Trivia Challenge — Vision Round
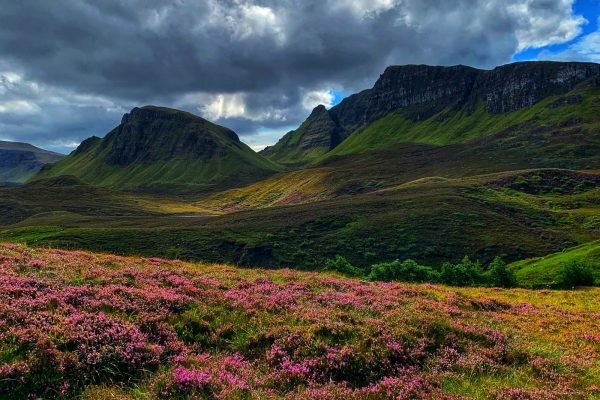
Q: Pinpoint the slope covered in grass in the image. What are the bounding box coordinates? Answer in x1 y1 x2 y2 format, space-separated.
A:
2 169 598 269
327 82 600 158
509 241 600 288
0 243 598 399
36 106 281 194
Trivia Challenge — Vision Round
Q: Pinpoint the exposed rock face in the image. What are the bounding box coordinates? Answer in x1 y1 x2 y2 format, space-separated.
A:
330 65 480 133
297 105 341 150
37 105 279 193
476 62 599 113
331 61 599 138
101 106 240 166
263 61 599 164
260 104 342 165
0 149 38 168
0 141 63 183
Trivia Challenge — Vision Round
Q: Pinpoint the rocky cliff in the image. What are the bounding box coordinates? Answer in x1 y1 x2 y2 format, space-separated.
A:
261 104 342 165
100 106 240 166
262 61 600 164
35 106 280 193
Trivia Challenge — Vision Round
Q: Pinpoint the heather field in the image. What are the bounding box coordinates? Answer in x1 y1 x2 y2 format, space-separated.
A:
0 244 598 399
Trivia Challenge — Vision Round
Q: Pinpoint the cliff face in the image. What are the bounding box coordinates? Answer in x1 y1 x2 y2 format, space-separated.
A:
330 65 480 133
331 61 600 137
477 62 599 113
35 106 280 193
102 106 240 166
263 61 600 164
261 104 342 165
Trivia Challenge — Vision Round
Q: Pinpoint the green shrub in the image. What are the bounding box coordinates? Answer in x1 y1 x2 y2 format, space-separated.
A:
440 256 486 286
556 261 595 288
488 257 517 288
367 259 438 283
324 255 363 276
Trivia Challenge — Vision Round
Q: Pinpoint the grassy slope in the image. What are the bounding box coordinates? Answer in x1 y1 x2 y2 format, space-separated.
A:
0 176 215 225
1 243 599 399
36 117 281 194
2 169 598 270
327 82 599 157
509 240 600 288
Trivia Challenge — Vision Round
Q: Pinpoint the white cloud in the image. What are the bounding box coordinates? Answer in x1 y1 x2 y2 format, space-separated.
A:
301 89 335 110
200 93 248 120
179 92 288 123
508 0 586 50
337 0 399 18
538 18 600 62
233 4 285 44
0 100 41 115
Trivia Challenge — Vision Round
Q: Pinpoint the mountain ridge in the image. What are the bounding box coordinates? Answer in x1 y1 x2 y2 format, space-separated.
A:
262 61 600 165
0 140 63 183
35 105 281 193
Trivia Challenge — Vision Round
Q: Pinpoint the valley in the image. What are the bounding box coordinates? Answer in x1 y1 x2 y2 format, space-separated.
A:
1 62 598 291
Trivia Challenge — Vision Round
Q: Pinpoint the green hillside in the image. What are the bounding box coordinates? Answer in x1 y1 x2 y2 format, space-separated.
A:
36 106 281 193
327 82 600 157
510 241 600 288
3 169 598 271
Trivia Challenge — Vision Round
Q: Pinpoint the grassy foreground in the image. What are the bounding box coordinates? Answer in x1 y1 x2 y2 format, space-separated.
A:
509 240 600 288
0 243 598 399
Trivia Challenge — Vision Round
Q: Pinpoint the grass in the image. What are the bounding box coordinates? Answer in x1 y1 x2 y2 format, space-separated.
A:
1 169 597 273
35 107 282 194
325 82 600 158
509 241 600 288
0 243 598 399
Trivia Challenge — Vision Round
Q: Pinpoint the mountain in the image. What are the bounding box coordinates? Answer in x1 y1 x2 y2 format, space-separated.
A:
36 106 281 193
262 61 600 164
0 140 63 183
260 104 342 166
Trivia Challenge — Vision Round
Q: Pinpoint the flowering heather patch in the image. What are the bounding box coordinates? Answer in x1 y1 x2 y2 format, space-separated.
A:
0 244 598 399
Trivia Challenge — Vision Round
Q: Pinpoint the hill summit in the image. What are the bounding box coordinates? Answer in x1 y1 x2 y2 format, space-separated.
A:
36 106 280 193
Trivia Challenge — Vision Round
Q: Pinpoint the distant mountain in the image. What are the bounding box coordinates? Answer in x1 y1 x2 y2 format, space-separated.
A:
0 140 63 183
36 106 281 193
262 61 600 165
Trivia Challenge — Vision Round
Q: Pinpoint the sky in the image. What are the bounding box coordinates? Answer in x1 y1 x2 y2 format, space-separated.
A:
0 0 598 154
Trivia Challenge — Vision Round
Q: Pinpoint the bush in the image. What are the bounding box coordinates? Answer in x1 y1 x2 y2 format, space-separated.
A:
440 256 486 286
324 255 363 276
488 257 517 288
368 259 439 283
556 261 595 288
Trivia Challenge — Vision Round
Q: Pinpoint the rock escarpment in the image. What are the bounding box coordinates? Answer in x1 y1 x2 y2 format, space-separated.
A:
35 106 280 193
262 61 600 164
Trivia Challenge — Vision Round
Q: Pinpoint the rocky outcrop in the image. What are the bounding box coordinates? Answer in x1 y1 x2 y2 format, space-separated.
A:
36 106 280 193
476 62 599 113
331 61 599 138
296 105 341 150
330 64 480 134
261 104 342 165
263 61 599 165
101 106 240 166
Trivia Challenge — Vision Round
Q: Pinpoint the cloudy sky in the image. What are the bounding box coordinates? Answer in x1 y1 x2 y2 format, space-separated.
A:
0 0 598 153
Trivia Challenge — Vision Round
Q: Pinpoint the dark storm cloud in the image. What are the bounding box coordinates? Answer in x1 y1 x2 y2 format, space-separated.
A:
0 0 586 151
